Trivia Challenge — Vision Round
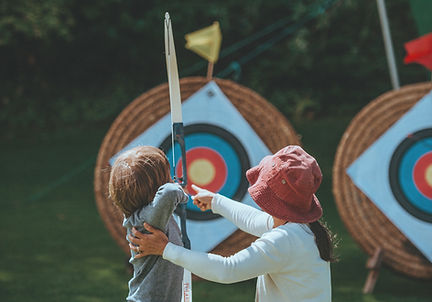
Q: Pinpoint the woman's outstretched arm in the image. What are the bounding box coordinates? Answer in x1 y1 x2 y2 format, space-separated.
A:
192 184 273 237
129 223 288 284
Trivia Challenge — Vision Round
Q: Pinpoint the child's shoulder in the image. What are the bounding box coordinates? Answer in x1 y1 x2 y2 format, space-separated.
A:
123 183 188 230
154 183 188 204
157 182 184 195
158 182 181 192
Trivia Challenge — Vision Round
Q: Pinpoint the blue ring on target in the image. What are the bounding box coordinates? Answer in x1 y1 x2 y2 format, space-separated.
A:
389 128 432 222
160 123 251 221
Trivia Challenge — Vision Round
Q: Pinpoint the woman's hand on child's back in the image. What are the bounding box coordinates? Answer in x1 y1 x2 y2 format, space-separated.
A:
191 184 214 212
128 224 168 258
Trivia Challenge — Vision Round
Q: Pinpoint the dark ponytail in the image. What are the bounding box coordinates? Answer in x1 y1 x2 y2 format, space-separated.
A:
309 220 338 262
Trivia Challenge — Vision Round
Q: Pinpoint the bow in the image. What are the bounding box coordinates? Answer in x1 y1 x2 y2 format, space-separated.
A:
164 12 191 249
165 13 192 302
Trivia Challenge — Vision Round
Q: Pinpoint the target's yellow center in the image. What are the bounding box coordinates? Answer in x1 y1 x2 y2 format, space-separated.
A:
426 164 432 187
189 159 215 186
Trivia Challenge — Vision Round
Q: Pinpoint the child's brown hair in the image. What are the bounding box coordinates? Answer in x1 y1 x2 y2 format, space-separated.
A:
108 146 171 217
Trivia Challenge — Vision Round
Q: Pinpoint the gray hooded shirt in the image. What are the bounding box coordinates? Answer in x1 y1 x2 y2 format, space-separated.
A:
123 183 188 302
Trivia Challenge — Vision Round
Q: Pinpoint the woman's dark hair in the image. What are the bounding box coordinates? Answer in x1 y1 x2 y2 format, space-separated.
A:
309 220 338 262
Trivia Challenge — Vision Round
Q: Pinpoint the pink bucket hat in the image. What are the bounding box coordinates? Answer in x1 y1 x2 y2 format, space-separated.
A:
246 145 323 223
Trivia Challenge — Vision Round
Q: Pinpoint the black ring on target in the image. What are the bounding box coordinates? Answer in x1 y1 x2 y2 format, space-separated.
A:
160 123 251 221
389 128 432 223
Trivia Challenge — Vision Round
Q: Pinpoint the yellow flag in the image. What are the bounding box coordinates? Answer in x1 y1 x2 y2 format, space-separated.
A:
185 22 222 63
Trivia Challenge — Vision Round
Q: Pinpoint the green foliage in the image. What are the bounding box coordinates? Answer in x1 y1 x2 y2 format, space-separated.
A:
0 0 429 134
0 0 74 46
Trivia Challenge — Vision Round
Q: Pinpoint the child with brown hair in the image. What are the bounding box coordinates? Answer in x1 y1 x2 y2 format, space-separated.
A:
109 145 188 302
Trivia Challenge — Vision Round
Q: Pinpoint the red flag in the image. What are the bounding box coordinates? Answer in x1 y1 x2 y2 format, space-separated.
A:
404 32 432 71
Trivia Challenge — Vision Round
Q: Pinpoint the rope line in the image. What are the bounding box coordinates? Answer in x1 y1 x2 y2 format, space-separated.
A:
217 0 337 78
181 15 296 76
181 0 337 76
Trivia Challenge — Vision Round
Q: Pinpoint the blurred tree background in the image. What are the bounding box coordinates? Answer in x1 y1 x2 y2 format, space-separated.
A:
0 0 428 137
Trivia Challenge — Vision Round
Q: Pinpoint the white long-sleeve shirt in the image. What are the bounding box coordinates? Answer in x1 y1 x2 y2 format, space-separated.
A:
163 194 331 302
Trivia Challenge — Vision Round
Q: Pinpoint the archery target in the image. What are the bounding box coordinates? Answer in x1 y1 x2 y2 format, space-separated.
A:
108 81 272 252
389 128 432 222
160 123 250 220
95 77 300 257
344 86 432 269
334 83 432 279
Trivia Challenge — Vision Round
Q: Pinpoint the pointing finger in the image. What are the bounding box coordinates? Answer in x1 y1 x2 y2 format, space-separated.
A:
191 184 203 192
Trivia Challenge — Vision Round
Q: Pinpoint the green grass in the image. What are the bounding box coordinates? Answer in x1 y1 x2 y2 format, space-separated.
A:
1 117 431 301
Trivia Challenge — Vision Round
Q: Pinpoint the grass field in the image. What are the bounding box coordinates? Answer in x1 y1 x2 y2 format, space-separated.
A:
1 116 431 301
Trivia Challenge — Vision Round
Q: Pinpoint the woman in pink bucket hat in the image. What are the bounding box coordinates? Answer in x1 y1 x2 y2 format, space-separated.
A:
129 145 336 302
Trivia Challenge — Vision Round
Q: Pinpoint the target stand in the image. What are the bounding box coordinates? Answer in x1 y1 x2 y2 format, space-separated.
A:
333 82 432 292
94 77 300 259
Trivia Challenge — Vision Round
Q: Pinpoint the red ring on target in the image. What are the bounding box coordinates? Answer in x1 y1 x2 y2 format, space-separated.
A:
177 147 227 195
413 151 432 199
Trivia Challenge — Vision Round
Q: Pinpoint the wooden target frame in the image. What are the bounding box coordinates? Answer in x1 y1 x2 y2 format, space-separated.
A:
333 82 432 279
94 77 300 256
